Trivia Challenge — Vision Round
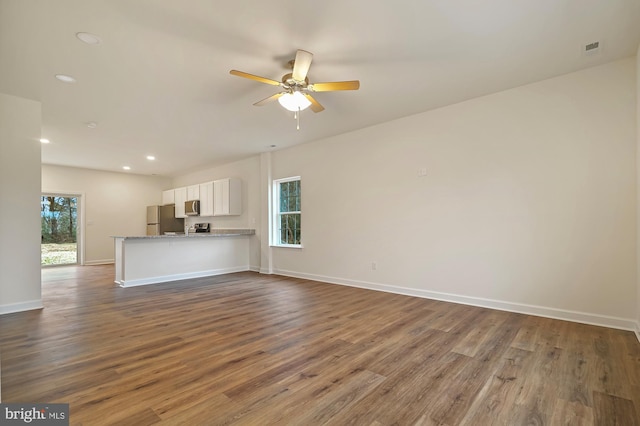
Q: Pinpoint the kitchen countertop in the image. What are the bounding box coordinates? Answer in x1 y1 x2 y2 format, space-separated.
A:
113 229 255 239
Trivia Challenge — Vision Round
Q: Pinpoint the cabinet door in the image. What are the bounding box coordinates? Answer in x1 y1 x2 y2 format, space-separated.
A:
213 179 225 216
162 189 175 205
199 181 214 217
174 187 187 218
213 178 241 216
187 184 200 200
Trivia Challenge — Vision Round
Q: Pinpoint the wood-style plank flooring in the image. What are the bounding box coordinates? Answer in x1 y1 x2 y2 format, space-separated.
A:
1 265 639 425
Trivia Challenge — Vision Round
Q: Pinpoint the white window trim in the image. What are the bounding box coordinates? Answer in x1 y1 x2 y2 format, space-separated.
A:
272 176 302 248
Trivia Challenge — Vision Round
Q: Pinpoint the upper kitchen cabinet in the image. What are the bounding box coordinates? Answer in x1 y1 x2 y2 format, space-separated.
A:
199 181 214 217
187 184 200 201
162 189 175 206
174 187 187 218
213 178 241 216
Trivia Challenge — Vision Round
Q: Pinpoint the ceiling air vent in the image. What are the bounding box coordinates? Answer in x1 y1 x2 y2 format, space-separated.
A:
583 41 601 56
585 41 599 51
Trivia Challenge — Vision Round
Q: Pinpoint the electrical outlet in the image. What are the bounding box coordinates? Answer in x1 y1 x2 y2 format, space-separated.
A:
417 167 427 177
371 262 377 270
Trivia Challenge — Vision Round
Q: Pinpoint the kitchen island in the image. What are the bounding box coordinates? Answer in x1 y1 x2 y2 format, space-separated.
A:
113 229 255 287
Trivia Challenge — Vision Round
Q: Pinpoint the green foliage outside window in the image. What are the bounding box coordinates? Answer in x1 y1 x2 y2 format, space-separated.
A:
280 213 301 245
277 179 301 245
41 196 77 243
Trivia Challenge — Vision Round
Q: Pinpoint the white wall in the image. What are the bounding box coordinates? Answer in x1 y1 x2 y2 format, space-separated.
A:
637 46 640 338
0 93 42 314
42 165 171 264
171 156 261 270
269 58 637 327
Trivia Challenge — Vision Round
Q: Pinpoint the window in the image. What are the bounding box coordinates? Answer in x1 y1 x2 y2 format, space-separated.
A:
273 176 301 247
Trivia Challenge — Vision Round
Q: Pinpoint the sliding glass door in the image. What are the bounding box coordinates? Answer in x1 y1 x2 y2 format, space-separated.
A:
41 195 78 266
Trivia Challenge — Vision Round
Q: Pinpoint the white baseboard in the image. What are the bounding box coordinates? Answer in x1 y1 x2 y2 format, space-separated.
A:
0 299 43 315
273 269 638 332
117 266 251 287
84 259 114 266
248 265 261 273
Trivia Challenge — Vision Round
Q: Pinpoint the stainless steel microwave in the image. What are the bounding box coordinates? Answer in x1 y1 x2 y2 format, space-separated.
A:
185 200 200 216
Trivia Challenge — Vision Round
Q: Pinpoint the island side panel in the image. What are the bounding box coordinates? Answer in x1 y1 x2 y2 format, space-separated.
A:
113 237 124 285
120 236 250 287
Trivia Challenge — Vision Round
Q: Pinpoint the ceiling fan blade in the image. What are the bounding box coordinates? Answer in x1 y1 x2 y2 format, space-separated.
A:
309 80 360 92
292 50 313 82
229 70 282 86
253 92 284 106
302 93 325 113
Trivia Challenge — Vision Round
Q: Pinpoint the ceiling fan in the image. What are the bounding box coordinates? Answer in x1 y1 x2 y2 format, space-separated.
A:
230 49 359 127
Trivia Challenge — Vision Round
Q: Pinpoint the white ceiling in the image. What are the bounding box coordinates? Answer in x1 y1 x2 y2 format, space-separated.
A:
2 0 639 177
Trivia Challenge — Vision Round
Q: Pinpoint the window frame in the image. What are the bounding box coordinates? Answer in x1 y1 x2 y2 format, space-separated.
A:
272 176 302 248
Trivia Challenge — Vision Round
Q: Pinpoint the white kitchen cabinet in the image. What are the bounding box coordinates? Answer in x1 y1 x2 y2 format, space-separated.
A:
187 184 200 201
174 187 187 218
213 178 241 216
162 189 175 205
199 181 214 217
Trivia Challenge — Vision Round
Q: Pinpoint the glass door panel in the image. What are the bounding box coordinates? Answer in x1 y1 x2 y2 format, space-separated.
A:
41 195 78 266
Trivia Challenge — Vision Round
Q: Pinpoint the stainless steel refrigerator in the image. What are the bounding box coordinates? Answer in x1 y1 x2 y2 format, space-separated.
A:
146 205 184 236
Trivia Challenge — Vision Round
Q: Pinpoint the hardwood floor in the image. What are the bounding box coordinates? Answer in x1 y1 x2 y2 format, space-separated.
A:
1 265 639 425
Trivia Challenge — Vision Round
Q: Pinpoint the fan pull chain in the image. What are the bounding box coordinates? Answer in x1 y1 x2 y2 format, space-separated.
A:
296 107 300 130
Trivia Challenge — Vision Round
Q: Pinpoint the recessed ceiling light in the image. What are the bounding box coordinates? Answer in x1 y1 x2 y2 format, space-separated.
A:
122 166 131 171
85 121 97 128
146 155 155 161
76 32 102 45
40 138 50 144
55 74 76 83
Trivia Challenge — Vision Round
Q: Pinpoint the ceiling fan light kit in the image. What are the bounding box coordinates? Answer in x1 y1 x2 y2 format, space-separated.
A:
230 49 360 129
278 91 311 112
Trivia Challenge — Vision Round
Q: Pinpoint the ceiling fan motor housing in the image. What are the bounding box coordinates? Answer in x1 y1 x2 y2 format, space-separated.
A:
282 73 309 89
